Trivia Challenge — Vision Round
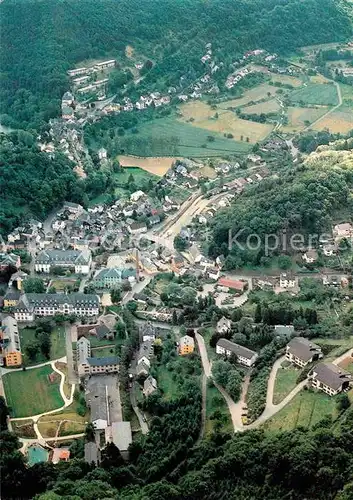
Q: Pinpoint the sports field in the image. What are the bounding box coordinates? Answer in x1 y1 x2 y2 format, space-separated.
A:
289 83 339 106
179 101 273 143
3 365 64 417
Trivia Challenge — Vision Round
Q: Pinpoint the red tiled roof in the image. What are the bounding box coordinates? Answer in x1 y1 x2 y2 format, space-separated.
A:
218 278 246 290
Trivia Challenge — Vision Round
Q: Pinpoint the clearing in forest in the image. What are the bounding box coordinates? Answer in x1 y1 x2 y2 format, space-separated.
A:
125 45 134 58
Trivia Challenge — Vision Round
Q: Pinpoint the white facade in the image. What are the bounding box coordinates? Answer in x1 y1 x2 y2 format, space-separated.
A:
215 344 257 367
279 275 296 288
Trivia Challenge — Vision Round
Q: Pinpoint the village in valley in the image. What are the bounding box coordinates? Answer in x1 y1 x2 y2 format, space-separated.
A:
1 37 353 468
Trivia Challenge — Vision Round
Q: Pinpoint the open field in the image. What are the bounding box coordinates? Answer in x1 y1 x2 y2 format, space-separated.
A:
339 83 353 106
199 165 217 179
282 106 329 132
4 365 64 418
20 326 66 365
121 117 251 157
205 383 233 435
313 337 353 361
289 83 339 106
179 101 273 143
270 74 303 87
312 107 353 134
273 362 300 404
310 74 331 84
218 83 277 108
118 155 177 176
243 99 281 114
37 404 87 438
263 389 337 433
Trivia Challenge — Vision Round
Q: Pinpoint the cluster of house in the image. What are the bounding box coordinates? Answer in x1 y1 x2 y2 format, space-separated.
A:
214 316 352 397
286 337 352 396
67 59 116 97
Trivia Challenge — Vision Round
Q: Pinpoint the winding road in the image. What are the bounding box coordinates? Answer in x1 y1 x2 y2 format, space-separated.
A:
195 333 353 433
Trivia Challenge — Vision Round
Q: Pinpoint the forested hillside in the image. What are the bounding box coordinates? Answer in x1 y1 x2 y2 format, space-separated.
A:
0 0 351 129
208 141 353 267
2 407 353 499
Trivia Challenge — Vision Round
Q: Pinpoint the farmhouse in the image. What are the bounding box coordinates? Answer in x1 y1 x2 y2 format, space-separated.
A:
285 337 323 368
14 293 99 321
216 339 258 367
35 249 91 274
309 362 352 396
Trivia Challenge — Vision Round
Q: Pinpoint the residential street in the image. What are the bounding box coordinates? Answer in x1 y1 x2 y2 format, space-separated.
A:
130 384 149 434
196 332 353 433
65 323 78 384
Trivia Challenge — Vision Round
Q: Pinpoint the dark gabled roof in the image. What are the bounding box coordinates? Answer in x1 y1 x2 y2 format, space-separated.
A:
216 338 257 360
87 356 119 366
35 249 91 265
95 324 111 340
311 362 352 391
287 337 321 362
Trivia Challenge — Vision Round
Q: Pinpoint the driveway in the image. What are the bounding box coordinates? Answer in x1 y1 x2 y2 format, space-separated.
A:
130 383 148 434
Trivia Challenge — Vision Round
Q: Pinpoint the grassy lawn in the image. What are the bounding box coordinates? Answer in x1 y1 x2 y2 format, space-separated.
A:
118 116 251 157
89 336 116 348
263 389 337 433
91 346 116 358
4 365 64 418
273 363 301 404
156 364 180 401
205 383 233 435
313 336 353 361
20 326 66 365
289 83 339 106
50 279 80 292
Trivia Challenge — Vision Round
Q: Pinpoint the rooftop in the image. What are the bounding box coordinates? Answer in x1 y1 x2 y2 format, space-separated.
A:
217 338 257 360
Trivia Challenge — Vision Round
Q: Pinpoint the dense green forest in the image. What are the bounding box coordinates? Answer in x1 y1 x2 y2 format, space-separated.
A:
0 133 87 234
208 150 353 267
2 408 353 499
0 0 351 129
